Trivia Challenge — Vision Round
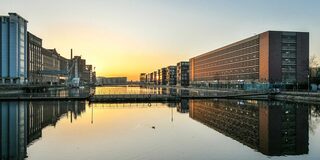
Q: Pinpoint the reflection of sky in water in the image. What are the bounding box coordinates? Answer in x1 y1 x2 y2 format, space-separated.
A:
1 98 320 160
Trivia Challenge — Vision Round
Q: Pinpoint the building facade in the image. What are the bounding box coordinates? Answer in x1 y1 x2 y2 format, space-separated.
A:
140 73 146 83
189 31 309 89
82 65 93 84
157 69 161 85
166 66 177 85
0 13 28 84
27 32 43 84
42 48 60 84
92 71 96 85
149 72 154 84
159 67 167 85
153 71 158 85
59 56 69 83
97 77 127 85
177 61 189 86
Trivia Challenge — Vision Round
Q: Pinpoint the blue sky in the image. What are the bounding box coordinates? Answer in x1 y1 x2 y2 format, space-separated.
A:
1 0 319 80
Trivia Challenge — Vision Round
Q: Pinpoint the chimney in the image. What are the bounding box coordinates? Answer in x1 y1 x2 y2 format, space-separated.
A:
71 48 73 60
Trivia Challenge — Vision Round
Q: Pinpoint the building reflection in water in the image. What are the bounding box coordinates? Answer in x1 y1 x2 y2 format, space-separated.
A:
0 101 86 160
189 99 309 156
177 99 189 113
0 102 28 160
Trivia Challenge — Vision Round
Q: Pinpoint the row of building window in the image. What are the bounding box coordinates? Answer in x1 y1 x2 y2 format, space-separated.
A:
197 38 259 60
197 45 259 64
281 34 297 83
195 52 259 69
195 73 259 81
195 66 258 77
195 59 259 73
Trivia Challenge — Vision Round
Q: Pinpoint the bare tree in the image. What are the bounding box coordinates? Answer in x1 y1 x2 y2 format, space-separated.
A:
310 55 320 68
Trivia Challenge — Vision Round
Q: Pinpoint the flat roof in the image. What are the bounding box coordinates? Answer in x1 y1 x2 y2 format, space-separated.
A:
191 30 309 60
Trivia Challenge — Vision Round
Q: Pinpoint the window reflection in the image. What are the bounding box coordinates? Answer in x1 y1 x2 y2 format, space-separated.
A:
189 99 310 156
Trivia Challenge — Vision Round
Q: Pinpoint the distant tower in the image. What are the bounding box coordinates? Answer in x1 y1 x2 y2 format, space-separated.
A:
70 48 73 60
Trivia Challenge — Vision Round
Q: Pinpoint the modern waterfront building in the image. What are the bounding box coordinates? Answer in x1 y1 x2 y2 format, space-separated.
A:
145 73 150 84
149 72 154 84
159 67 167 85
27 32 43 84
157 69 161 85
92 71 96 85
153 71 158 85
140 73 146 83
189 31 309 89
177 61 189 86
166 66 177 85
0 13 28 84
97 77 127 85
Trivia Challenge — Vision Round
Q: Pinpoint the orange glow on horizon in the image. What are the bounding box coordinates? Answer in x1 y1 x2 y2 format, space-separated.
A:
37 24 191 81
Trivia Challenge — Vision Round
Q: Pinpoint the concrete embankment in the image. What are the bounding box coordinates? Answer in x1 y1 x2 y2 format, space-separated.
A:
274 92 320 104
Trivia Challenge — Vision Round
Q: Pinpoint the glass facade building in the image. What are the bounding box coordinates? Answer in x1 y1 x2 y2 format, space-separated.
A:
0 13 28 84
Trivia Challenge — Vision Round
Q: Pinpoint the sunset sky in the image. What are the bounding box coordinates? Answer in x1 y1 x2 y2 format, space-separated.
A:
1 0 320 80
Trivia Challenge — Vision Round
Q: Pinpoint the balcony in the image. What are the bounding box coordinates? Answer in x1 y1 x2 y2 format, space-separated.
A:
282 68 296 73
282 62 296 65
282 46 296 51
282 53 296 58
282 39 296 43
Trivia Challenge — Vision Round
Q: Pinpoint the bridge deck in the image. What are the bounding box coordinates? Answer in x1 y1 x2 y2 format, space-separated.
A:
0 91 273 102
90 92 272 103
90 94 180 103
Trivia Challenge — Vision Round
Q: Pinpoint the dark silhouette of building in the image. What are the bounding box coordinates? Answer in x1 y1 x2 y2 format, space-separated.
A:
140 73 146 84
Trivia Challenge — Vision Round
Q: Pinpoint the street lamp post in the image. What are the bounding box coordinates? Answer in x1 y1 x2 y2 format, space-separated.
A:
308 74 310 94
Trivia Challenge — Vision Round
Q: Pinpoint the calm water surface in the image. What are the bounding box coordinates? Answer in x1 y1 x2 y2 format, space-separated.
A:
1 87 320 160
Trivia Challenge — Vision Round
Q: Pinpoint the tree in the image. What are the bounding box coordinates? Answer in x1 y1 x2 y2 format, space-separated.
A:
310 55 320 68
